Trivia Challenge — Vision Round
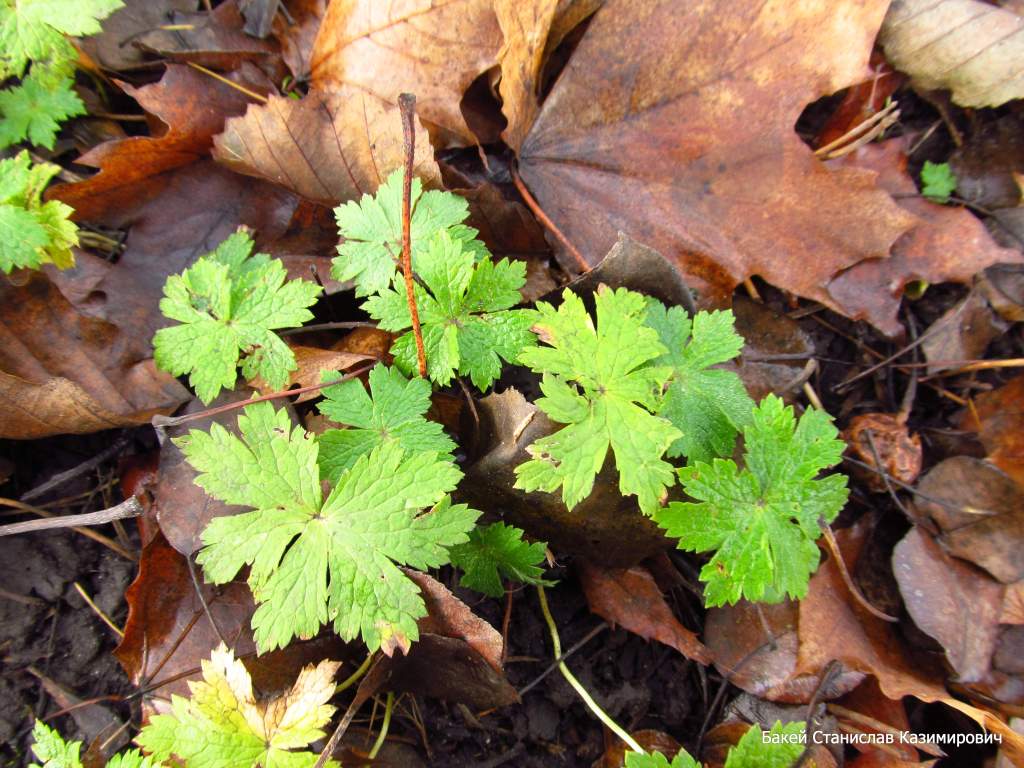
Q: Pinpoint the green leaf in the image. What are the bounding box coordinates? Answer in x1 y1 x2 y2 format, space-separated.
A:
180 400 479 653
724 721 806 768
137 644 339 768
105 751 162 768
921 160 957 202
646 303 753 463
152 230 322 404
515 286 681 514
364 229 536 390
317 363 455 482
0 71 83 149
448 522 551 597
0 150 77 273
653 395 848 605
332 168 486 296
624 749 700 768
29 721 83 768
0 0 123 81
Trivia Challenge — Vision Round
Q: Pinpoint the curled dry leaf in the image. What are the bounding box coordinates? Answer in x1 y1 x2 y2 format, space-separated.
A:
310 0 503 147
388 570 519 709
595 730 682 768
578 562 711 665
914 456 1024 584
516 0 915 308
827 140 1020 337
49 64 272 222
0 272 187 439
880 0 1024 108
892 527 1004 682
843 412 923 493
795 522 1024 764
495 0 560 153
962 374 1024 487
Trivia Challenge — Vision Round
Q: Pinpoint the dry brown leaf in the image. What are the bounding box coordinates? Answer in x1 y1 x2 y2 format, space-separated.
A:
921 291 1008 375
880 0 1024 108
892 527 1004 682
0 272 187 439
271 0 327 80
116 532 351 716
253 346 373 403
796 524 1024 765
704 599 864 703
826 140 1021 336
49 64 271 222
844 412 923 493
390 570 519 708
495 0 560 152
962 375 1024 487
516 0 915 308
310 0 503 147
914 456 1024 584
152 390 267 557
578 562 711 664
1001 582 1024 625
49 161 299 352
212 88 438 206
133 0 278 70
78 0 196 71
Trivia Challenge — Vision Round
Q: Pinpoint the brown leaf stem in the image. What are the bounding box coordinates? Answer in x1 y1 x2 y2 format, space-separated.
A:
398 93 428 379
151 363 375 428
511 163 590 274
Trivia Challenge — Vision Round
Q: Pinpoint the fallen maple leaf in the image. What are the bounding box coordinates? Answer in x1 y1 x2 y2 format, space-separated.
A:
310 0 502 147
826 140 1020 335
49 64 271 222
515 0 915 311
213 88 439 207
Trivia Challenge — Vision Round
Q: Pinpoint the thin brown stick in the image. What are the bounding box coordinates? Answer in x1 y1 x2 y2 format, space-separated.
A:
820 523 898 622
152 363 374 428
73 582 124 638
0 497 140 560
398 93 428 379
511 164 590 273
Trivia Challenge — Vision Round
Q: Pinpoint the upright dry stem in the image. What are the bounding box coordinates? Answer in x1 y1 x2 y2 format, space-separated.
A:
398 93 428 379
